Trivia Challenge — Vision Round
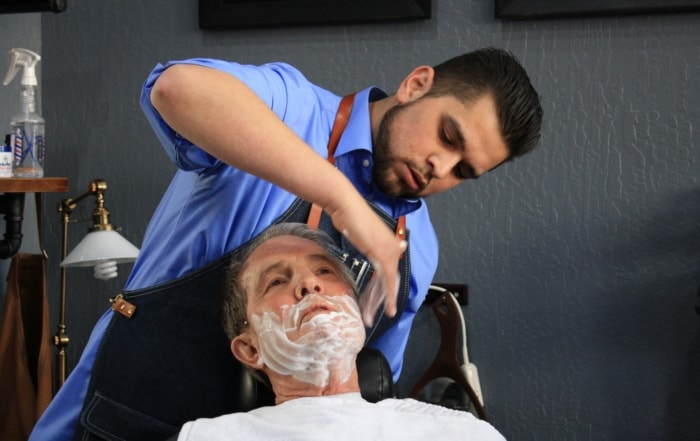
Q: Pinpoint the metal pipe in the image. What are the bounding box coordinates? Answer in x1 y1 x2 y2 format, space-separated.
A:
0 193 25 259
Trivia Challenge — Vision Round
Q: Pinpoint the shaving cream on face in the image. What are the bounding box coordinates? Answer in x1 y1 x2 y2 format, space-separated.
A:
251 293 365 387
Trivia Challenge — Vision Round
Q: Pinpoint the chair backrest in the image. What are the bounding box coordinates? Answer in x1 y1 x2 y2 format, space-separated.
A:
237 347 394 410
407 285 488 420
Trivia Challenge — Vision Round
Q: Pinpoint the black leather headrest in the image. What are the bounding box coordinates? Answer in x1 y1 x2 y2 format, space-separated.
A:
356 347 394 402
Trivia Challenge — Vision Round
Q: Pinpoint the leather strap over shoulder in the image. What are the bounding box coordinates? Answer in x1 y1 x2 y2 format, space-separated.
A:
326 94 355 166
308 93 356 230
306 93 406 240
307 92 407 247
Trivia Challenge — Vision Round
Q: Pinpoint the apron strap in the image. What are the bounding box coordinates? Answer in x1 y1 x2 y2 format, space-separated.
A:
326 94 355 166
307 93 355 230
307 93 406 243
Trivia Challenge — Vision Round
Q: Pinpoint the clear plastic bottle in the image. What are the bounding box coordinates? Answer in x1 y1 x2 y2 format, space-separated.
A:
10 85 45 177
3 48 44 178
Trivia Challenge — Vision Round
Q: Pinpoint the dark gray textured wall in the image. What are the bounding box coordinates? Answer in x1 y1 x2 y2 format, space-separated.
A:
18 0 699 439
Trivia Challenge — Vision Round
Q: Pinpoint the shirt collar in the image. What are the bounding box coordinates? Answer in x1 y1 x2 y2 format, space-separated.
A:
334 87 385 158
332 87 423 217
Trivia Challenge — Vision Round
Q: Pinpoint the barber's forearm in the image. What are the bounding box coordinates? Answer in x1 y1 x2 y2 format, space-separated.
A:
150 63 359 213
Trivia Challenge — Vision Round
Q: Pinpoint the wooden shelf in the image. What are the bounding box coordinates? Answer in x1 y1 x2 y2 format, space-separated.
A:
0 177 68 193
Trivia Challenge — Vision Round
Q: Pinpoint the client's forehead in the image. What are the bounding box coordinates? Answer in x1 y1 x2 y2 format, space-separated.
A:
241 235 333 284
247 235 328 266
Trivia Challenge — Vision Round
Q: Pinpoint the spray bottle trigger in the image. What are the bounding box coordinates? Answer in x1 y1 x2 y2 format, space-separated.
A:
2 50 21 86
3 48 40 86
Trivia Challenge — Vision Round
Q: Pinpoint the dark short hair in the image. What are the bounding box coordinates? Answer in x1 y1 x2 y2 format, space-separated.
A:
426 47 543 159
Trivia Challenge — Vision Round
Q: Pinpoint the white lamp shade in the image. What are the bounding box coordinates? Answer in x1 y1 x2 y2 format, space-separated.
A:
61 230 140 267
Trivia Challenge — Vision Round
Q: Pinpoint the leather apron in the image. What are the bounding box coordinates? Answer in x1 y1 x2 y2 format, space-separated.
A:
72 96 411 441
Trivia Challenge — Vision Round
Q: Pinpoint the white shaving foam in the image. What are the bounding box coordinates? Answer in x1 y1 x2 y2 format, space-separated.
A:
251 293 365 387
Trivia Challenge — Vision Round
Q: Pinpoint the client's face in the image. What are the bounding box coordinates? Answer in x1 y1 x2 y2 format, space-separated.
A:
240 235 365 387
242 235 356 320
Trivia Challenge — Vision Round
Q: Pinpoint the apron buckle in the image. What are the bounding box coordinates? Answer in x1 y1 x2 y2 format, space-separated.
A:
110 293 136 318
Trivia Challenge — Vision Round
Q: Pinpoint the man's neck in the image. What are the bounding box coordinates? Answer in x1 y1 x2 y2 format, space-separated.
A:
368 95 399 141
271 371 362 405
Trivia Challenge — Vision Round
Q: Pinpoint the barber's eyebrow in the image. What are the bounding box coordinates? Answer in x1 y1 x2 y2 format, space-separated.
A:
444 115 479 179
445 115 466 152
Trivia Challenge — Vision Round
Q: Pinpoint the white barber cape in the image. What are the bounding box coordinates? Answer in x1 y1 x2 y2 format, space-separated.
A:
177 393 506 441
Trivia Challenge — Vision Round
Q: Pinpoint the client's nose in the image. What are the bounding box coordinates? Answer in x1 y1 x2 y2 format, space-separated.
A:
295 272 323 299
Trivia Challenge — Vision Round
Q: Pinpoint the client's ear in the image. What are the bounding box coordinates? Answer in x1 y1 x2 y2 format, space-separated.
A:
232 333 262 368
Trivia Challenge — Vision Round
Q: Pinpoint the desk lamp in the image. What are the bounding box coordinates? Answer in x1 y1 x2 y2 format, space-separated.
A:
53 179 139 390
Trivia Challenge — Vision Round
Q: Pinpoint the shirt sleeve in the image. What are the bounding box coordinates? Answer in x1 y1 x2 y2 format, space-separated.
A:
138 59 310 172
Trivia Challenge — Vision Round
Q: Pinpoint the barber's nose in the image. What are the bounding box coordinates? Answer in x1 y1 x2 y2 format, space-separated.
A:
429 151 460 179
295 272 322 300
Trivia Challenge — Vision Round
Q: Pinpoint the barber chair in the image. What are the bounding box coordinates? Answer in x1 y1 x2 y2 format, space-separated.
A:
237 347 395 410
406 285 488 420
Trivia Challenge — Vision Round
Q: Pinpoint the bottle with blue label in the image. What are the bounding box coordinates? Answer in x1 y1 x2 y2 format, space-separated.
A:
0 134 13 178
3 48 44 178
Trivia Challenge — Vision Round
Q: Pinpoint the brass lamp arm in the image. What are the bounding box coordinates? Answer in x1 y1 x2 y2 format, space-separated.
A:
58 179 114 232
53 178 111 392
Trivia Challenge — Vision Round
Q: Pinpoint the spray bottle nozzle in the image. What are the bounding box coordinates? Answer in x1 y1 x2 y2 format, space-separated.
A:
3 48 41 87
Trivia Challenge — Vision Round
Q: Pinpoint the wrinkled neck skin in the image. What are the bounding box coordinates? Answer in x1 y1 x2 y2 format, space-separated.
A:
251 294 366 404
272 358 361 404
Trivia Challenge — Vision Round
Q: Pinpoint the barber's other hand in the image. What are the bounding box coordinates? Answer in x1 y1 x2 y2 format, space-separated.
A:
328 199 407 327
358 263 403 328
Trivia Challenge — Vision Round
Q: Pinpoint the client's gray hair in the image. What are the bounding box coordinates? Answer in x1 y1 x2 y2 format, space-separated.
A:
220 223 358 382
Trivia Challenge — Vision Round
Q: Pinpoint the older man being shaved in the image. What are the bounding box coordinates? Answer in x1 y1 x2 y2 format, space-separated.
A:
170 223 507 441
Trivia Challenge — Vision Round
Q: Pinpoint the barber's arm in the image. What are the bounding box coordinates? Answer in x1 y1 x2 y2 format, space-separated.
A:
150 64 402 322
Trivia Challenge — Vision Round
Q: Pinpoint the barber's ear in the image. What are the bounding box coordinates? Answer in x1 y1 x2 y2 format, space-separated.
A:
396 66 434 104
231 333 262 369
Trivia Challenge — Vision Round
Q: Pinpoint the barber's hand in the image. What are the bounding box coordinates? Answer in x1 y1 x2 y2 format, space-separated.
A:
327 198 408 327
357 259 404 328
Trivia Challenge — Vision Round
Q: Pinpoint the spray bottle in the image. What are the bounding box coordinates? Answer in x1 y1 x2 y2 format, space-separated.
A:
3 48 44 177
